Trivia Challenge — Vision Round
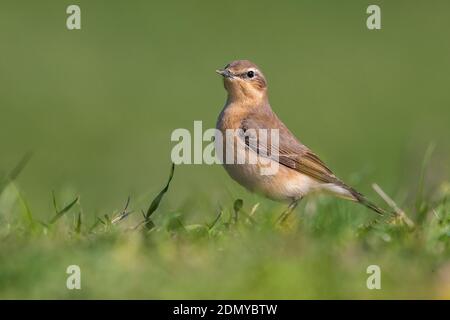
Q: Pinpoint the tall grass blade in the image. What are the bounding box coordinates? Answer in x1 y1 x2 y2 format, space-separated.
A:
49 197 79 224
89 217 103 232
14 185 35 228
372 183 414 228
208 206 223 230
52 190 59 213
145 163 175 220
0 153 32 195
75 212 82 234
415 143 435 223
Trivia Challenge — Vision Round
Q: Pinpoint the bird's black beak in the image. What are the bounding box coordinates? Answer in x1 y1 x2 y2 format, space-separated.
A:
216 69 234 79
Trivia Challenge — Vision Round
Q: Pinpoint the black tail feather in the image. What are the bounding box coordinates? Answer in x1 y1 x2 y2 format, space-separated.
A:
356 195 386 215
342 184 387 216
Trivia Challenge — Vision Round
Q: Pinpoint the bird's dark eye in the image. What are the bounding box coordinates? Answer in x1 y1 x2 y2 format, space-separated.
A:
247 70 255 78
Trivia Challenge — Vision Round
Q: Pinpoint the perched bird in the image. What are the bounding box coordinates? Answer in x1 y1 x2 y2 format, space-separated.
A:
215 59 385 221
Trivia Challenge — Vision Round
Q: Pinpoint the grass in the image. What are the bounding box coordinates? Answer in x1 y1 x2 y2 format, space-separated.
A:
0 153 449 299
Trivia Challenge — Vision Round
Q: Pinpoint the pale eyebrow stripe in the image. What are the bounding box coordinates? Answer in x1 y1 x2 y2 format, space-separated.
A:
237 69 258 78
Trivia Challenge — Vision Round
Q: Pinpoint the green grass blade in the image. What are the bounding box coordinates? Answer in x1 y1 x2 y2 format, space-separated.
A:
51 190 59 213
0 153 32 195
14 185 35 228
145 163 175 220
415 143 435 223
208 206 223 230
75 212 82 234
49 197 79 224
89 217 103 232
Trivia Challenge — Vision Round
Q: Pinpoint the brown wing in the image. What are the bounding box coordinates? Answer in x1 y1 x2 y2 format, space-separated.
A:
240 111 339 184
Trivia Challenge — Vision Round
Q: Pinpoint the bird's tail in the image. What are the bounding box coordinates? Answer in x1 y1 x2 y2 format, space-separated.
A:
336 182 387 216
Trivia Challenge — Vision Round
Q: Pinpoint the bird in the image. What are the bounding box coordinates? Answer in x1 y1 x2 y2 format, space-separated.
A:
215 59 386 222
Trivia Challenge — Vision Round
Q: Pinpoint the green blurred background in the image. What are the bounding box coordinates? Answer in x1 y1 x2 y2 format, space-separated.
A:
1 0 449 218
1 0 450 300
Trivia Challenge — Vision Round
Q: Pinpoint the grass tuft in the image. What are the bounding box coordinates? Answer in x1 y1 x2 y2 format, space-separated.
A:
0 158 449 299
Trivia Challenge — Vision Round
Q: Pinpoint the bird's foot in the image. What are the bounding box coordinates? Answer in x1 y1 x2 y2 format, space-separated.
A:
276 199 299 225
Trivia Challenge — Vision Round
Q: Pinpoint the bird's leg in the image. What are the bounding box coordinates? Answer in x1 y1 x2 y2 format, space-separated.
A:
276 198 300 224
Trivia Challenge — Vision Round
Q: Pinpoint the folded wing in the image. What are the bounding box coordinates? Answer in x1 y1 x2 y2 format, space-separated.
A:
240 112 339 185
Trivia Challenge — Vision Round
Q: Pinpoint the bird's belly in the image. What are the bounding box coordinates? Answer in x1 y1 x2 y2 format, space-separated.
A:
223 159 319 202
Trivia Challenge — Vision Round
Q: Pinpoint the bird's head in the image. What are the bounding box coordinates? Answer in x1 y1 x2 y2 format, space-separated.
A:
216 60 268 104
